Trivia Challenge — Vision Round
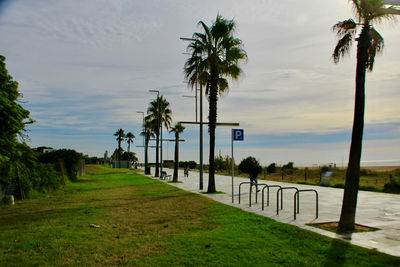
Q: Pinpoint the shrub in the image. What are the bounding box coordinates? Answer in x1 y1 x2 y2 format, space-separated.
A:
33 163 63 192
320 166 331 173
38 149 82 181
266 163 277 174
359 168 378 177
383 179 400 194
238 157 262 175
188 161 197 169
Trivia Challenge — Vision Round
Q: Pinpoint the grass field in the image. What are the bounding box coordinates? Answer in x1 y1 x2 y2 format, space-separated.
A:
1 165 399 266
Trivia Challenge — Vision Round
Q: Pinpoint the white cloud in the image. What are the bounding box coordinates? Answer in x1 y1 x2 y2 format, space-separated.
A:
1 0 399 162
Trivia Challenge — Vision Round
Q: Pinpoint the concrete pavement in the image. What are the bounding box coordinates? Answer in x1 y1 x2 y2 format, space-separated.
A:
148 168 400 257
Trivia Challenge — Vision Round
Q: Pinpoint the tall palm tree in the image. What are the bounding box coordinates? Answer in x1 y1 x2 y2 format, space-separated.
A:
147 95 172 177
170 123 185 182
126 132 135 153
114 128 125 168
332 0 395 231
140 118 155 175
184 15 247 193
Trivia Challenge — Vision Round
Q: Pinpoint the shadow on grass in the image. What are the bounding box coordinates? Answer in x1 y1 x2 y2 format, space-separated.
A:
324 239 351 266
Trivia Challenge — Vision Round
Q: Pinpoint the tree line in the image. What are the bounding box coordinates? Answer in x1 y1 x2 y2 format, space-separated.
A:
0 56 83 199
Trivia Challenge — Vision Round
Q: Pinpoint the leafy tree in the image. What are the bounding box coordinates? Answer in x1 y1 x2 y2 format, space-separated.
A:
140 118 155 175
125 132 135 153
121 151 138 164
170 123 185 182
332 0 395 231
184 15 247 193
266 163 277 174
146 95 172 177
238 157 262 177
0 55 34 199
114 128 125 168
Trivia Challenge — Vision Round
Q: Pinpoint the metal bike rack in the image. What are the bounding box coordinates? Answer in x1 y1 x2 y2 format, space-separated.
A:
261 184 282 210
276 187 299 215
238 182 252 204
294 189 318 220
249 183 268 207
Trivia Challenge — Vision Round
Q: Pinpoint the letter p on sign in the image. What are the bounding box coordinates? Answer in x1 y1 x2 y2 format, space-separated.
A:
233 129 244 141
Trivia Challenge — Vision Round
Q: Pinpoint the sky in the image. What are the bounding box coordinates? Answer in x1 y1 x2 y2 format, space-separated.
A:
0 0 399 167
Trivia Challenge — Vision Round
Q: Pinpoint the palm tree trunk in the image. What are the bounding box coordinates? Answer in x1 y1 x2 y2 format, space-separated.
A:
145 134 150 174
155 130 160 177
128 142 131 153
208 68 218 193
338 24 369 231
118 140 121 168
173 132 179 182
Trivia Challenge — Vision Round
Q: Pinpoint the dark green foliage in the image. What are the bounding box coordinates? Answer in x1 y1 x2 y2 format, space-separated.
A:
32 164 63 192
320 166 332 173
384 179 400 194
360 168 378 176
188 161 197 169
38 149 82 181
214 155 232 171
238 157 262 175
121 152 138 163
178 161 197 169
266 163 277 173
282 161 296 174
84 156 104 165
0 56 33 162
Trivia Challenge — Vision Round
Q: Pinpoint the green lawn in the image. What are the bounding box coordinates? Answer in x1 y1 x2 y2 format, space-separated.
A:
1 165 399 266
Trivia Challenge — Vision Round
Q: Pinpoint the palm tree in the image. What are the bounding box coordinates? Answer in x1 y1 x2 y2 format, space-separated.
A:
184 15 247 193
147 95 172 177
114 128 125 168
140 119 155 175
332 0 395 231
126 132 135 153
170 123 185 182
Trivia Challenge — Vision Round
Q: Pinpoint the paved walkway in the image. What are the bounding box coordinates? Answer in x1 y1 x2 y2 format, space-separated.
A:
148 168 400 257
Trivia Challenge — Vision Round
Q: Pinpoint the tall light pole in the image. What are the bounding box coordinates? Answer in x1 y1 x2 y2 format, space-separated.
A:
149 90 160 177
136 111 145 166
180 36 204 190
183 95 198 122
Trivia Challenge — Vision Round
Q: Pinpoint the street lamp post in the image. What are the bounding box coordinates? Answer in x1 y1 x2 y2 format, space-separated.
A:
180 36 204 190
183 95 198 122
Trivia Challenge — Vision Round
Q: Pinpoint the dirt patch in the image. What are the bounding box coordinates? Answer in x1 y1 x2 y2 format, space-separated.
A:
308 221 379 234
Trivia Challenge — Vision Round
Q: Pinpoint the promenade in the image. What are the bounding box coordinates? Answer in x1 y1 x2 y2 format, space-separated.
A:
149 168 400 257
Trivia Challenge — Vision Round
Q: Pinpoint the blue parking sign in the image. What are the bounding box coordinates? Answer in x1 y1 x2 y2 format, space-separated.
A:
233 129 244 141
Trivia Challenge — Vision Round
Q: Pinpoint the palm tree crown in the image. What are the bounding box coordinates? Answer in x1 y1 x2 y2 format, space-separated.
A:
126 132 135 153
332 0 392 70
184 14 247 192
114 128 125 166
146 95 172 177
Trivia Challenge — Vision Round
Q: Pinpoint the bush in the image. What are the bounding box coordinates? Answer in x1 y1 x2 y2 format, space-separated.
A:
359 168 378 177
188 161 197 169
38 149 82 181
320 166 331 173
238 157 262 175
383 179 400 194
33 163 63 192
266 163 277 174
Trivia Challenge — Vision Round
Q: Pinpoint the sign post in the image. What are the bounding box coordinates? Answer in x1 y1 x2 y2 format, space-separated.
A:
232 129 244 203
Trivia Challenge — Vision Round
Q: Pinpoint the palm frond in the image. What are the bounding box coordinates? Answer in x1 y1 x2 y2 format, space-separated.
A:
366 26 384 71
333 32 354 64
